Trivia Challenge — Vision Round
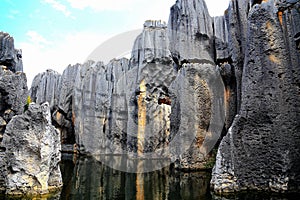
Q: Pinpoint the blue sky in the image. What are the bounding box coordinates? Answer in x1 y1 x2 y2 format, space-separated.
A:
0 0 230 86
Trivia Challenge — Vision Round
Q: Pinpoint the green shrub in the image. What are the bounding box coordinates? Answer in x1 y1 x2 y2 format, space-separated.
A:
24 95 32 112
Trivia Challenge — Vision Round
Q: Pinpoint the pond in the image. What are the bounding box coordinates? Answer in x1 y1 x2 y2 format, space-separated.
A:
59 154 212 200
1 154 299 200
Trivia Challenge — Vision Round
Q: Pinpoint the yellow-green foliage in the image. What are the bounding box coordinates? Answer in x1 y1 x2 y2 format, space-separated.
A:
26 95 32 105
24 95 32 112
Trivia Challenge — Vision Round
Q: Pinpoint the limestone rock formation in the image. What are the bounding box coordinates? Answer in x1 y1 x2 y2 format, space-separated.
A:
211 0 300 193
1 102 62 195
126 20 176 157
168 0 215 65
72 20 177 158
131 20 171 68
169 63 225 170
73 59 131 154
53 64 81 145
0 66 28 126
73 61 112 155
0 32 23 72
0 34 28 194
224 0 250 112
167 0 225 170
30 69 61 110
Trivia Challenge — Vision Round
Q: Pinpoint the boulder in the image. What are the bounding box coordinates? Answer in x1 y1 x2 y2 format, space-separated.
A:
1 102 62 195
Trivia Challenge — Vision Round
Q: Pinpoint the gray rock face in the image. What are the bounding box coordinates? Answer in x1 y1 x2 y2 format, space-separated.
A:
168 0 215 64
30 69 61 110
169 63 225 170
211 0 300 193
167 0 226 170
0 34 27 194
53 64 81 144
73 20 177 158
1 102 62 195
224 0 250 111
73 59 130 154
73 61 112 154
126 20 176 156
0 66 28 123
0 32 23 72
214 16 230 63
131 20 171 68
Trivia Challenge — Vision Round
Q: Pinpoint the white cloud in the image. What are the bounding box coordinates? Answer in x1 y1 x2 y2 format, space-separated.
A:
18 31 110 87
43 0 72 17
66 0 137 11
26 30 52 48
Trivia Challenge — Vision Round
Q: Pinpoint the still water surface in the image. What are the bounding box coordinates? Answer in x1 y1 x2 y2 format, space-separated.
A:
59 154 212 200
1 154 299 200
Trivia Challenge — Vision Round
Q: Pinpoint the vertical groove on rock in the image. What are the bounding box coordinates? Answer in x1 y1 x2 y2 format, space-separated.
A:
137 80 146 155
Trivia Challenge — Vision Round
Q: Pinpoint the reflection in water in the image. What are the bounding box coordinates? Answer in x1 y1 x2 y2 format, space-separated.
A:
59 154 211 200
1 154 299 200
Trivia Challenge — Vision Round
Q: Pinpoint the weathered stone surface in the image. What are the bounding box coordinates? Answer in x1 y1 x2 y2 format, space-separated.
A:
167 0 226 170
0 32 23 72
212 0 300 193
73 21 177 158
2 102 62 195
0 67 28 122
169 63 224 170
126 20 176 156
53 64 81 144
168 0 214 65
224 0 250 111
218 63 237 130
30 69 61 110
131 20 171 68
0 116 6 136
73 61 111 155
73 58 130 155
214 16 230 63
0 34 27 194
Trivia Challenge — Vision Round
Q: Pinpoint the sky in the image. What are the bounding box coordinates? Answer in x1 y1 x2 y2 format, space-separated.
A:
0 0 230 87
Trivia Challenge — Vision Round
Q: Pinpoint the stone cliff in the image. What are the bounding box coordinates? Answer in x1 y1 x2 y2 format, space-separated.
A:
27 0 300 183
1 0 298 196
211 0 300 194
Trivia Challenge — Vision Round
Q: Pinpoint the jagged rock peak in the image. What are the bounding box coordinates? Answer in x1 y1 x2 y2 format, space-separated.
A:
168 0 215 64
130 20 172 68
30 69 61 110
0 32 23 72
144 20 167 29
0 68 28 122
